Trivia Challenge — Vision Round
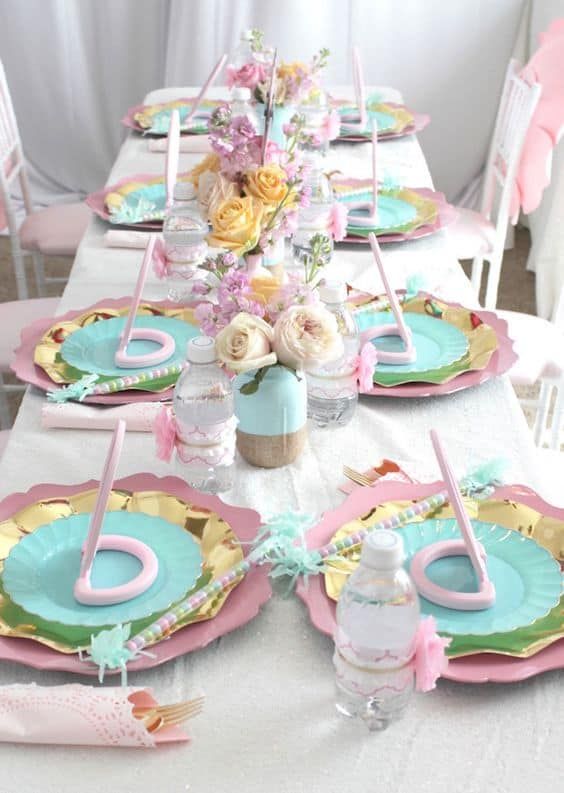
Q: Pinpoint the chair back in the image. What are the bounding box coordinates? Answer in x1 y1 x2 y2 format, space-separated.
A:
0 59 35 220
481 60 541 232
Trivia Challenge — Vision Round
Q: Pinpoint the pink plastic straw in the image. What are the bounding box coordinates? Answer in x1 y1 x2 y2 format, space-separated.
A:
345 120 378 226
367 232 411 347
165 110 180 209
430 430 492 590
353 46 367 128
261 49 278 165
116 234 157 358
79 420 126 578
184 53 227 130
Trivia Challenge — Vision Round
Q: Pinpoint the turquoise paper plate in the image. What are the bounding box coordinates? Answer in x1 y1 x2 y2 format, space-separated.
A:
338 192 418 232
60 315 198 378
354 311 469 374
337 107 397 134
109 182 168 224
2 511 203 627
402 519 563 635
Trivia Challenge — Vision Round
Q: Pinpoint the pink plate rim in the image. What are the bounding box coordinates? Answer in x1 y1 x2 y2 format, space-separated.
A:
11 297 200 405
296 478 564 683
0 474 271 675
358 297 517 398
334 185 458 244
337 107 430 143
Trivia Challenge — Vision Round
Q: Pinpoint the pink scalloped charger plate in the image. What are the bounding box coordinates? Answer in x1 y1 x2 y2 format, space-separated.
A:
296 478 564 683
0 474 271 675
11 297 200 405
360 298 516 398
86 172 178 230
121 97 220 134
337 107 431 143
335 186 458 244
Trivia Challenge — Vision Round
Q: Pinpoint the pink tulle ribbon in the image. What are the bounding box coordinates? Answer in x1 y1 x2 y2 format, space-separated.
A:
322 109 341 141
153 406 177 462
355 342 378 392
413 616 451 692
329 201 348 242
152 238 168 279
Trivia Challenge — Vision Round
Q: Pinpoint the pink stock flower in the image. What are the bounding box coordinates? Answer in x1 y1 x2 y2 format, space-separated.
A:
355 342 378 392
226 62 267 90
153 406 177 462
413 616 451 692
299 185 312 208
329 201 348 242
152 237 168 279
322 109 341 141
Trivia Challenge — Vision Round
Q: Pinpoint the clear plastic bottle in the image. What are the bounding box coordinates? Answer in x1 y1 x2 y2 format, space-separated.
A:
299 87 331 157
230 29 255 69
162 183 209 303
291 157 334 275
230 86 259 132
172 337 236 493
334 530 420 731
306 280 359 427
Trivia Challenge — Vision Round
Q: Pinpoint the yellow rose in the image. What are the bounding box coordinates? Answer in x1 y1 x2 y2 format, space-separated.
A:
249 273 284 307
277 61 307 81
243 165 288 209
207 196 264 256
189 153 221 189
208 174 240 220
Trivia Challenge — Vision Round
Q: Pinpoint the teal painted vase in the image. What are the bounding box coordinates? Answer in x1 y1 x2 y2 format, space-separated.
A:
256 103 297 149
233 364 308 468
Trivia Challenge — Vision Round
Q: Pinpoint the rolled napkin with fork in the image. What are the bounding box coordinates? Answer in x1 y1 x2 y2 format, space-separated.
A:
0 684 202 746
148 137 212 154
42 401 165 431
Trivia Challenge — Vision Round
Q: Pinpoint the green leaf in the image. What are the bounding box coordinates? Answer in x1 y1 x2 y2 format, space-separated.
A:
239 381 259 396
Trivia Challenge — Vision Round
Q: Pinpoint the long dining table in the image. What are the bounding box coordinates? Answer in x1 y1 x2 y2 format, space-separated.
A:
0 86 561 793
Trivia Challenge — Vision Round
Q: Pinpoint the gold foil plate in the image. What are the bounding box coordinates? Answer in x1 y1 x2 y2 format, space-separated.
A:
33 303 197 387
323 495 564 658
0 488 243 654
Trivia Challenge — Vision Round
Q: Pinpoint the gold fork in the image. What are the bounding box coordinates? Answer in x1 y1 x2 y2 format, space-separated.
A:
342 465 375 487
133 696 205 733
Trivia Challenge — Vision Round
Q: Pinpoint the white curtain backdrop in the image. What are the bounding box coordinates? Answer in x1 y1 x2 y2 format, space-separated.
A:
0 0 529 205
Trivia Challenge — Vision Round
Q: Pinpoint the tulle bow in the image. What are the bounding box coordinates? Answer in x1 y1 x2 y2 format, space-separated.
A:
153 406 177 462
413 616 451 692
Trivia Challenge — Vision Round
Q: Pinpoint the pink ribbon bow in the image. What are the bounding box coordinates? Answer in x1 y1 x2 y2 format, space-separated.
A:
329 201 348 242
152 237 168 279
153 405 177 462
355 341 378 392
413 615 452 692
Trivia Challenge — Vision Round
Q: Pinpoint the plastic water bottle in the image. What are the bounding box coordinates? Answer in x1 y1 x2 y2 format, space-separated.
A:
231 86 259 131
291 159 334 275
162 182 208 302
230 29 256 69
172 337 236 493
306 280 359 427
334 530 420 730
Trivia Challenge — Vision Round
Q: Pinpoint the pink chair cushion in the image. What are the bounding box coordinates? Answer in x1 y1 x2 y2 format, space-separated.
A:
0 297 59 369
0 430 10 457
19 202 90 256
498 309 564 386
447 207 496 260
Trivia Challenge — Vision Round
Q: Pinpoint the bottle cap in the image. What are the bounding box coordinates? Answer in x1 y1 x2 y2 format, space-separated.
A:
232 86 251 102
186 336 216 364
173 182 197 201
319 280 347 304
361 530 405 570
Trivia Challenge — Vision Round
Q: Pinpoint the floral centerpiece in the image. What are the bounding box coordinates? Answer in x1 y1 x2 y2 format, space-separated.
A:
192 251 343 467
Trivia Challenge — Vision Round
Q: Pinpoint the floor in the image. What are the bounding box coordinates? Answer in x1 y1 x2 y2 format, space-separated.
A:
0 227 546 433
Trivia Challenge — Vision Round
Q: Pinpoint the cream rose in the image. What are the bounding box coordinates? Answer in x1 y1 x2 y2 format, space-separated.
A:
189 153 221 189
207 195 264 256
273 304 344 370
215 313 277 373
207 173 239 219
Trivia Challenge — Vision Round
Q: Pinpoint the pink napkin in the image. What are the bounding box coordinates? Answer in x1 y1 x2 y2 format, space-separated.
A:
0 684 188 747
42 401 165 431
104 230 163 249
148 137 212 154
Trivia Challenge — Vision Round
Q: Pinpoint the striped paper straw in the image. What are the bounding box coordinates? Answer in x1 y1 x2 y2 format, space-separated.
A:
125 490 448 655
91 363 183 395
